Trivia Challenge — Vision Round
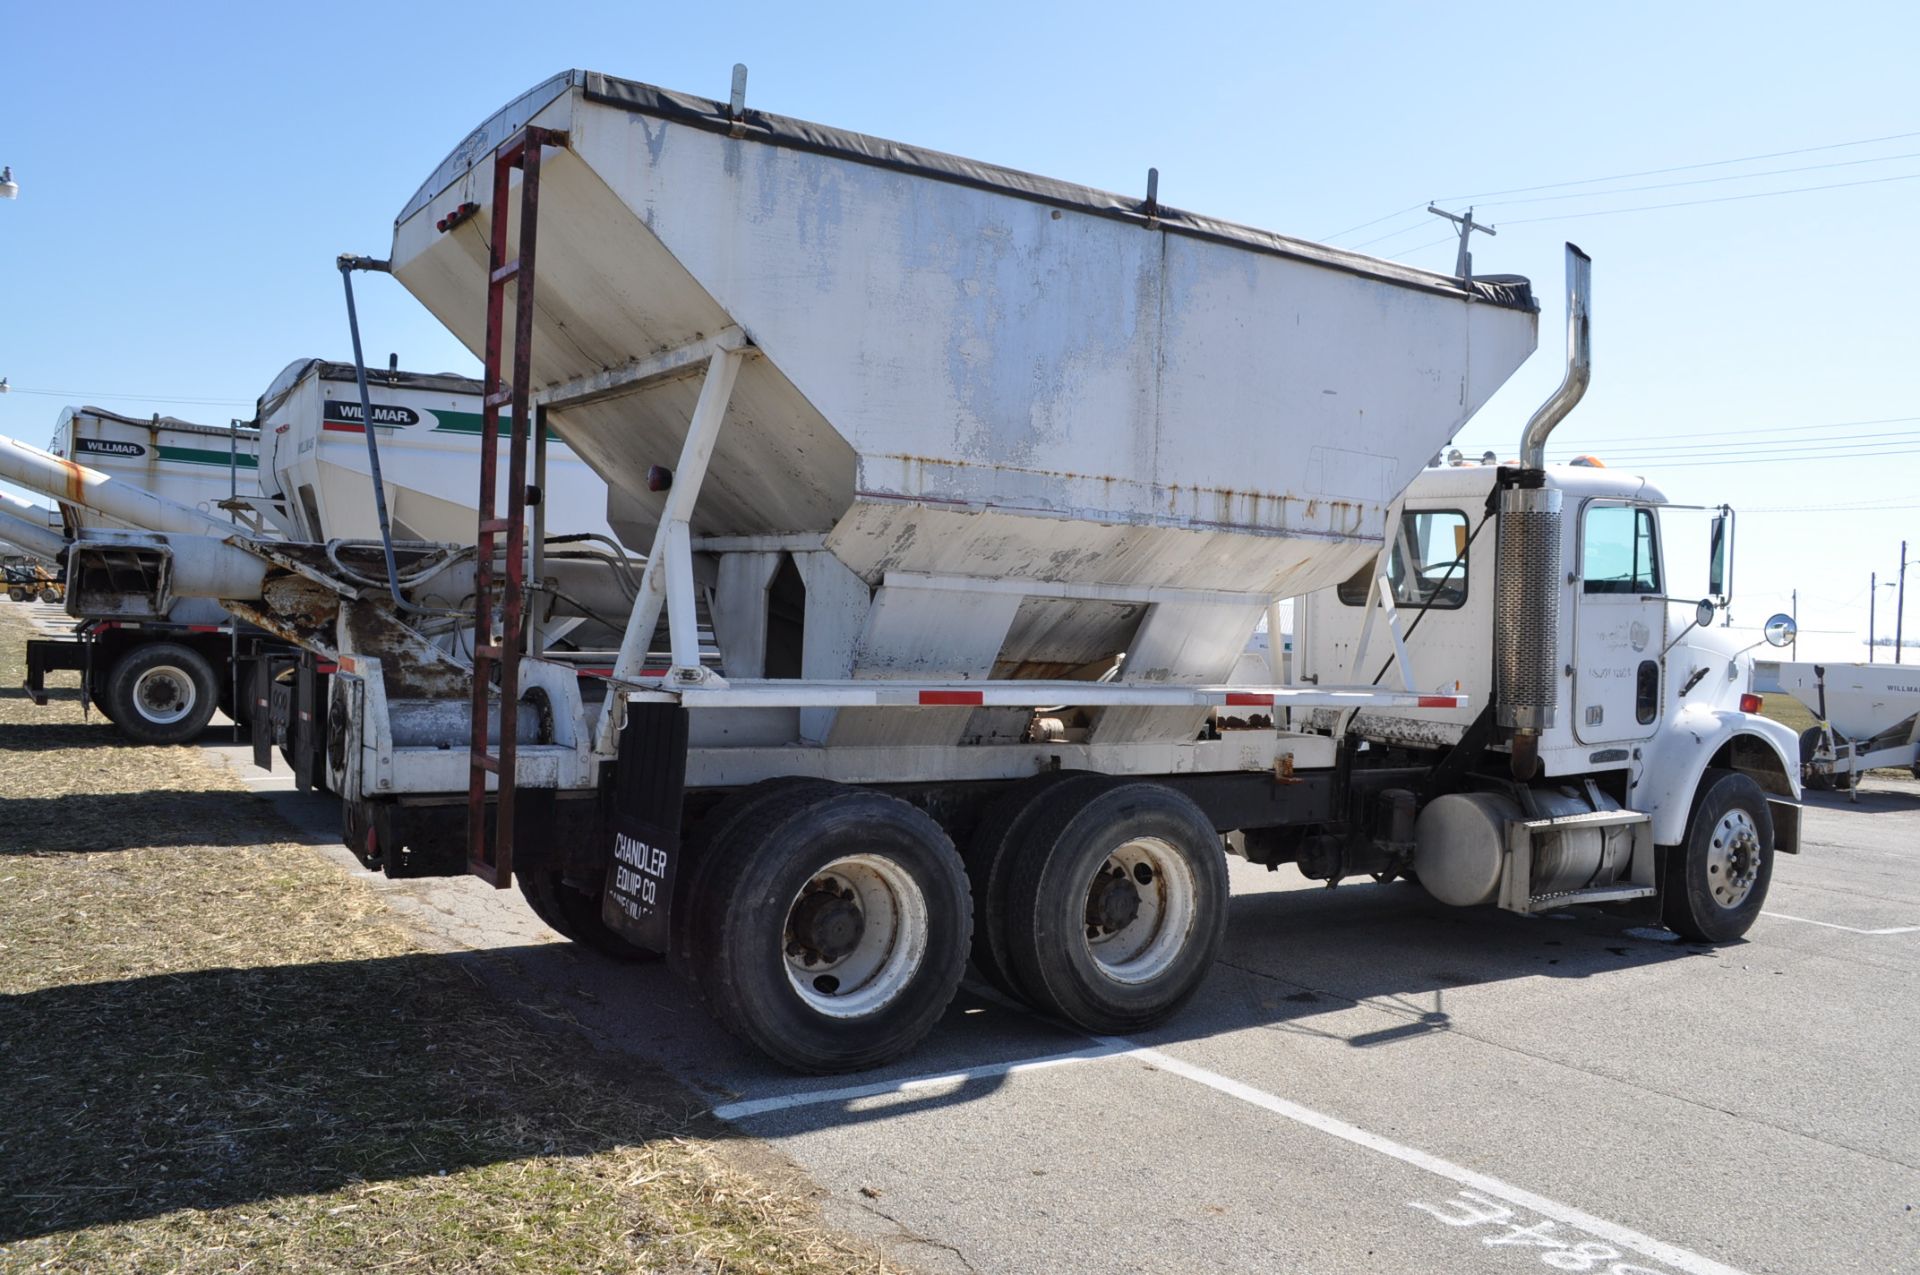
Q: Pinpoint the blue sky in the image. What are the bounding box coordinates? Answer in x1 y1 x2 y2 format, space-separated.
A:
3 1 1915 658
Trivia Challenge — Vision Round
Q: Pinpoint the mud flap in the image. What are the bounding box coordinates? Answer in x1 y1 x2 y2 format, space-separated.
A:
599 703 689 953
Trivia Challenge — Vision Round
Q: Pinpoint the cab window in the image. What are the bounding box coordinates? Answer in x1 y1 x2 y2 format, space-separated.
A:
1337 510 1469 609
1582 505 1660 595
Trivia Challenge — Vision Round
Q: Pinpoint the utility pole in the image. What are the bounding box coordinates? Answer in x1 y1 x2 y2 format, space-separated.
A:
1427 205 1496 283
1899 539 1909 665
1870 572 1879 662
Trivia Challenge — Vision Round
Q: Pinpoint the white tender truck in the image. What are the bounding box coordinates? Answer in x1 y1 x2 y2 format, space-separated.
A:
0 71 1802 1073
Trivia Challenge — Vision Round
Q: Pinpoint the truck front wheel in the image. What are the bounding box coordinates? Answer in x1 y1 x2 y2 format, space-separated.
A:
697 786 970 1073
105 642 218 745
1663 768 1774 943
1004 782 1228 1035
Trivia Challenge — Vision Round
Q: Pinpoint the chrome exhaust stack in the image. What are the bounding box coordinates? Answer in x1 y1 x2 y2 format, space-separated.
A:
1495 245 1590 777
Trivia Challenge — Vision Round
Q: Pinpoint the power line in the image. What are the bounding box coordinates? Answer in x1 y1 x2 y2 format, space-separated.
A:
1552 429 1920 459
1475 149 1920 210
1500 171 1920 225
1452 415 1920 457
1351 219 1451 252
1460 443 1920 467
1325 127 1920 244
1561 446 1920 469
0 386 254 408
1509 415 1917 446
1319 203 1426 243
1437 128 1920 202
1744 502 1920 513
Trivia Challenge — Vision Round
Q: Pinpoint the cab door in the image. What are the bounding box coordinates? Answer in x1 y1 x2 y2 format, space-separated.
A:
1572 502 1667 745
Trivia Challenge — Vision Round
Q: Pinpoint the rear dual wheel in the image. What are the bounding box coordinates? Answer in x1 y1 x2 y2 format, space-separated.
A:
517 868 662 962
691 784 971 1074
968 777 1228 1035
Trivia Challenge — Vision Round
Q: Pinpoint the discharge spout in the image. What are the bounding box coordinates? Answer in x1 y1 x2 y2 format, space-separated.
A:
0 433 240 539
0 491 68 563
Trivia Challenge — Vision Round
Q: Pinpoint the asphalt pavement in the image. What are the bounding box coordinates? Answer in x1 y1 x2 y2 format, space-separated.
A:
207 740 1920 1275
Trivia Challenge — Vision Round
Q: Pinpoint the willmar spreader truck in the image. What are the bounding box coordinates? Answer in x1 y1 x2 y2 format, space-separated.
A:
0 71 1802 1073
13 366 628 747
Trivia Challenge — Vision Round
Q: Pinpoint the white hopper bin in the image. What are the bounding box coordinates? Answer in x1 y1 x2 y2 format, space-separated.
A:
51 407 258 535
390 71 1540 751
256 359 617 548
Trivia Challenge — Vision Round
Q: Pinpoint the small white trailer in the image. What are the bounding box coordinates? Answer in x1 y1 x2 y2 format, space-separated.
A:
1772 661 1920 794
1 71 1804 1073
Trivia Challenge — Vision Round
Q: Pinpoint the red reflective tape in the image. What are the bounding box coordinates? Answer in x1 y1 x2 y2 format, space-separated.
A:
315 662 338 674
1225 692 1274 707
187 625 219 633
920 690 984 706
1417 695 1460 708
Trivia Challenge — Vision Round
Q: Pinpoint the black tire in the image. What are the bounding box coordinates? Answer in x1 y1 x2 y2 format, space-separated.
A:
961 770 1105 1001
104 642 219 745
1662 768 1774 943
697 786 971 1073
6 587 24 602
277 743 334 795
87 677 119 724
672 778 844 983
1797 726 1832 791
1003 781 1229 1035
38 587 60 604
517 867 663 962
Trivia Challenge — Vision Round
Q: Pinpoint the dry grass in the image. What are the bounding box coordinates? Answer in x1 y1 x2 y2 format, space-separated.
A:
0 604 904 1275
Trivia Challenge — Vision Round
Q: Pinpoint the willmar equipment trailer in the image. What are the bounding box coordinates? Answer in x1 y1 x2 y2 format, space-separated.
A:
1 70 1802 1073
1771 661 1920 795
13 366 629 747
18 407 261 741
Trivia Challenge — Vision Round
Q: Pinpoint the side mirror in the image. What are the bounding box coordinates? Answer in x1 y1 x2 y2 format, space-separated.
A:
1707 514 1728 598
1695 598 1716 629
1762 613 1796 648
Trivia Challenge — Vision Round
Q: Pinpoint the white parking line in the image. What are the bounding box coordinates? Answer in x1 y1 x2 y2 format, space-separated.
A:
1096 1037 1750 1275
710 1042 1123 1119
1762 910 1920 935
717 1026 1751 1275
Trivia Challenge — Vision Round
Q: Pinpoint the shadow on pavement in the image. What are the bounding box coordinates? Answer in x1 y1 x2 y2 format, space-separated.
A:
484 872 1721 1138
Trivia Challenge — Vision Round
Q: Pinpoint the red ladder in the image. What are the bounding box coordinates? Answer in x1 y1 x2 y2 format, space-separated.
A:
466 125 562 888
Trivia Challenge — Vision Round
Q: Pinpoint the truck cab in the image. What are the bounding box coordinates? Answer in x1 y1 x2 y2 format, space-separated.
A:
1297 461 1800 919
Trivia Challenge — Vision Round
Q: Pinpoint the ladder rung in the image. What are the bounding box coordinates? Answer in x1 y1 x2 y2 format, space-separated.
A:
472 753 501 774
491 260 521 284
477 518 513 534
485 388 514 408
474 643 503 660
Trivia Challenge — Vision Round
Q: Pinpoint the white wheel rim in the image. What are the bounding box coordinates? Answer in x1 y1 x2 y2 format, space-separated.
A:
1706 808 1762 909
132 664 197 726
783 854 929 1019
1079 836 1198 984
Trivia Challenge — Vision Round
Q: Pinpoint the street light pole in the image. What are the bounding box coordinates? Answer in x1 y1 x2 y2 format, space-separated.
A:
1899 540 1909 666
